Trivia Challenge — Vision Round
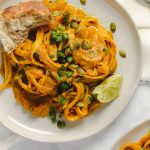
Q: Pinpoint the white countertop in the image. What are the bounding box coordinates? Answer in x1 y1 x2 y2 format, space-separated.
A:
0 0 150 149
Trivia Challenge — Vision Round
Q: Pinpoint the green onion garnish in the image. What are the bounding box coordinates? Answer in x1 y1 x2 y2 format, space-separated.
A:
57 120 66 129
58 24 66 31
49 54 55 59
49 106 57 124
62 12 70 24
66 70 74 78
70 22 78 29
58 95 67 105
57 50 65 58
67 56 73 63
77 102 84 107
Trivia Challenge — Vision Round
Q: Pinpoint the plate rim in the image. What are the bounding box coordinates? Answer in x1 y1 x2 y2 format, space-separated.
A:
0 0 143 143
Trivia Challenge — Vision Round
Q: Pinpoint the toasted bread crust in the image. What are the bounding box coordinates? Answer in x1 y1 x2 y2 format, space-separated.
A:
2 1 50 19
0 1 52 53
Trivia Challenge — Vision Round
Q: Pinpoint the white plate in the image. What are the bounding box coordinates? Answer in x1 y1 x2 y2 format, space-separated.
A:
0 0 142 142
112 119 150 149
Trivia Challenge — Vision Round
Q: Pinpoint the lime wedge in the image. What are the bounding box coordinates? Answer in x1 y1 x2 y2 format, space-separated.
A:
92 74 123 103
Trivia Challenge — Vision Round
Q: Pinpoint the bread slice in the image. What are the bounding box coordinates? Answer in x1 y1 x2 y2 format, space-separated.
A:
0 1 52 53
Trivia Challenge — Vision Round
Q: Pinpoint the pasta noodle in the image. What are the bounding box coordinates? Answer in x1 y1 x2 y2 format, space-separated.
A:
0 0 117 125
119 131 150 150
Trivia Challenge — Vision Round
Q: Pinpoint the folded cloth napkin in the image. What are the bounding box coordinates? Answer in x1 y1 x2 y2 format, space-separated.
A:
116 0 150 28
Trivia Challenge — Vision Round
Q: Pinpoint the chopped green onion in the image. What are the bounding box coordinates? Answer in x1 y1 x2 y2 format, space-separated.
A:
70 64 78 69
58 95 67 105
80 0 87 5
65 48 72 55
62 12 70 24
77 67 85 75
75 25 82 34
57 120 66 129
57 74 62 81
81 40 91 50
53 11 62 16
56 36 63 43
69 41 75 51
57 65 66 77
57 82 69 94
110 22 116 33
119 50 126 58
49 54 55 59
73 16 81 22
77 102 84 107
58 24 66 31
63 33 69 40
66 70 74 78
57 50 65 58
70 22 78 29
67 56 73 63
49 106 57 124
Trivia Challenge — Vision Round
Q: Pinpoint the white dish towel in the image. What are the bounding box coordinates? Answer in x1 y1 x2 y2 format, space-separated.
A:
116 0 150 81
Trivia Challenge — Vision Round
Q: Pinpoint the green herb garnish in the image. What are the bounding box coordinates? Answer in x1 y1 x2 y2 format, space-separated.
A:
57 50 65 58
57 82 69 94
65 70 74 78
58 95 67 105
67 56 73 63
58 24 66 31
49 106 57 124
62 12 70 24
49 54 55 59
77 102 84 107
57 120 66 129
70 22 78 29
53 11 62 17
